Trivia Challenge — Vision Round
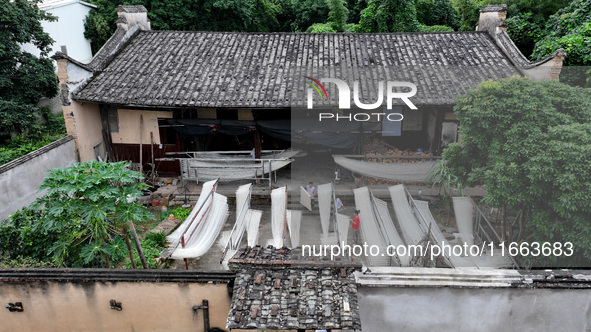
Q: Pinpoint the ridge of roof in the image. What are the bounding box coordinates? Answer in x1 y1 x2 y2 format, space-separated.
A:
497 30 566 69
138 30 491 35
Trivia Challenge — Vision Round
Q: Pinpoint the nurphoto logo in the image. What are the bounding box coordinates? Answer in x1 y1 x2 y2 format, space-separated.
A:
305 76 418 110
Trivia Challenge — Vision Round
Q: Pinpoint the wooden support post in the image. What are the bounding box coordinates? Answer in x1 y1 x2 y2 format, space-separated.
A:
128 220 148 269
253 129 261 159
150 131 155 182
139 115 144 175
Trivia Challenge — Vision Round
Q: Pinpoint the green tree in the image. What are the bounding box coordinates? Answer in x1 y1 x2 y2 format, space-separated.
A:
274 0 330 31
480 0 571 57
83 0 122 54
0 0 59 143
85 0 283 51
445 77 591 266
306 0 350 32
451 0 480 31
358 0 421 32
327 0 349 32
38 160 153 267
416 0 459 30
505 12 544 57
532 0 591 66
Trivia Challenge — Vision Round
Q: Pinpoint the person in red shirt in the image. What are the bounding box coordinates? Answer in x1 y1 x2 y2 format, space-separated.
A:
350 210 360 244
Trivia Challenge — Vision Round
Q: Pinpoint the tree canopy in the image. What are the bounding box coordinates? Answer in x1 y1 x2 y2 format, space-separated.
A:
445 77 591 266
532 0 591 66
358 0 421 32
0 0 59 143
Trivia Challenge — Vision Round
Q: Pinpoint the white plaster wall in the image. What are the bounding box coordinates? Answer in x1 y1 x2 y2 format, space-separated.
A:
0 137 76 221
21 2 94 63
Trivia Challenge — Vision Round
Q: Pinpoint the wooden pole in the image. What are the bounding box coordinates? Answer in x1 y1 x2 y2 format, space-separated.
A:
123 225 137 269
150 131 155 182
139 115 144 175
128 220 149 269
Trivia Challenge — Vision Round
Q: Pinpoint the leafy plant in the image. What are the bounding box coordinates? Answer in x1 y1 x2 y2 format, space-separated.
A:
164 206 192 221
0 253 58 268
426 159 464 199
38 160 153 267
144 231 167 247
0 204 58 263
124 234 168 269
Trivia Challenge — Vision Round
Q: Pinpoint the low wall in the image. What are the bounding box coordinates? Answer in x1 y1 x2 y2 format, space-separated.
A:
0 269 234 332
356 267 591 331
0 135 75 221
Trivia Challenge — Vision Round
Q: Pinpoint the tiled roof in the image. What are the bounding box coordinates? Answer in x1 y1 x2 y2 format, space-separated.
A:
227 246 362 330
74 31 520 108
480 4 507 12
116 5 147 13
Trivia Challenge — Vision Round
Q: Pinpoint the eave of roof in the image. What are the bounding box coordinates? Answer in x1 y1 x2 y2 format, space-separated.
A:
39 0 97 10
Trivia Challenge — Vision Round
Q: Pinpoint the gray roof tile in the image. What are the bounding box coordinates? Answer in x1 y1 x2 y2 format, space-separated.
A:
74 31 520 107
227 246 362 330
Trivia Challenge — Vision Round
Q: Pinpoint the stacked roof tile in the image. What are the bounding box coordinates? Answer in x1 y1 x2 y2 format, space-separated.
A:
227 245 362 330
74 31 520 108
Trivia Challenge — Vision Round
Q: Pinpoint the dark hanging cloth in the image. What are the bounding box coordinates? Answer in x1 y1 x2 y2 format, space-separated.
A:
256 119 291 141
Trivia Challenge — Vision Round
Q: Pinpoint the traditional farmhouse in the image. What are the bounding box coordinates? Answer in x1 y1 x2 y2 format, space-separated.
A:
53 5 565 176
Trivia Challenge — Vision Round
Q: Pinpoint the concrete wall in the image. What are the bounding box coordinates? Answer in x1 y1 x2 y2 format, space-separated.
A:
358 286 591 331
0 136 75 221
0 280 232 332
111 109 173 144
356 267 591 332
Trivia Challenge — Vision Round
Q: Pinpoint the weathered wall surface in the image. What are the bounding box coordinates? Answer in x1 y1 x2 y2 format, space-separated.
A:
358 286 591 331
0 136 75 221
0 278 232 332
111 109 172 144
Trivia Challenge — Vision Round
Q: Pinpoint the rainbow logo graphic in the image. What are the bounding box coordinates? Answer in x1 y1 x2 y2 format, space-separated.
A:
304 76 328 100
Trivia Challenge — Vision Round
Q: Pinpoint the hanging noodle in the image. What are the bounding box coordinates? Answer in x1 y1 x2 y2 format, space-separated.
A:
334 156 440 182
170 193 229 259
389 184 425 246
318 183 332 235
453 197 475 246
286 210 302 248
372 196 408 266
353 187 390 267
167 180 216 245
246 209 262 247
271 186 287 248
336 213 350 247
